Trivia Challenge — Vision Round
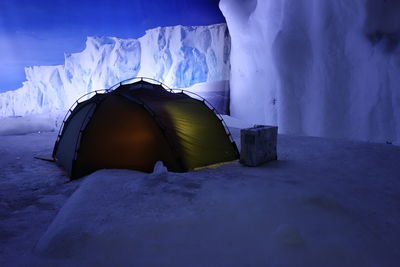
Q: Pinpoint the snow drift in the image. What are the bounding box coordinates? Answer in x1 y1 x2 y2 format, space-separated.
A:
31 135 400 266
220 0 400 144
0 24 230 116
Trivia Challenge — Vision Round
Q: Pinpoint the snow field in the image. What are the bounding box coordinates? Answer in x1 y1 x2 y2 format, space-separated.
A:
1 119 399 266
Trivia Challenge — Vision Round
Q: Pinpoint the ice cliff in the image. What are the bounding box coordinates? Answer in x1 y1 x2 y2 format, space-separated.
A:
0 23 230 116
2 0 400 145
220 0 400 144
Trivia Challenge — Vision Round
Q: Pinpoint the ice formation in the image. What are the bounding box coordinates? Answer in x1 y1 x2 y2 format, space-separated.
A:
220 0 400 144
0 24 230 116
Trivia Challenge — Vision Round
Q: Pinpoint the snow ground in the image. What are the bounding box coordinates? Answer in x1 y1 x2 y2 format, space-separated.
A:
0 112 64 136
0 118 399 266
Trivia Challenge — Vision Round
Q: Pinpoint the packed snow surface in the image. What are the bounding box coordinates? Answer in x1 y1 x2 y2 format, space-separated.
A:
220 0 400 144
0 112 64 136
0 23 230 116
0 117 399 266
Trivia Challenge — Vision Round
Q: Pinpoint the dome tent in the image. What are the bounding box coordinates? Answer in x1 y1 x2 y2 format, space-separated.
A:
53 78 239 179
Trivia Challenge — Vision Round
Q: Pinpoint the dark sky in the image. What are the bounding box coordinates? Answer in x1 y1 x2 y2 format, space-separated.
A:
0 0 224 92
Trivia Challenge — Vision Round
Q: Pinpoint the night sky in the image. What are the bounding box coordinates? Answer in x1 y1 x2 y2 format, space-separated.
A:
0 0 224 92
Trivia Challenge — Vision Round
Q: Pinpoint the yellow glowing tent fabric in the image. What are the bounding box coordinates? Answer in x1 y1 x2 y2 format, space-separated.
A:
53 80 239 179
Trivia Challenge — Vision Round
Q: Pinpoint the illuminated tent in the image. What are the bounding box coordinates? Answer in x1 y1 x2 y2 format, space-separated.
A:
53 79 239 179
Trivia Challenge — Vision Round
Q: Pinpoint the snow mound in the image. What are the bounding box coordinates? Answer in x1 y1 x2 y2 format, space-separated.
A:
33 134 400 266
0 24 230 117
34 169 207 264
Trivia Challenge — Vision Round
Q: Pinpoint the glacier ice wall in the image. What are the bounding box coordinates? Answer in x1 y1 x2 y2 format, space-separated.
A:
220 0 400 144
0 24 230 116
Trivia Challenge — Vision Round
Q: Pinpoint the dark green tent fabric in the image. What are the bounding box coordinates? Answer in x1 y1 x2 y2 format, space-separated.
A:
53 80 239 179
